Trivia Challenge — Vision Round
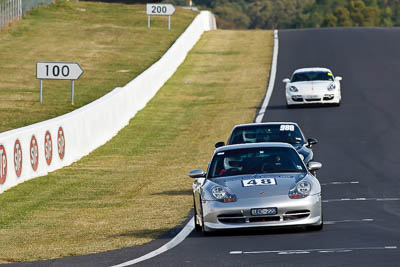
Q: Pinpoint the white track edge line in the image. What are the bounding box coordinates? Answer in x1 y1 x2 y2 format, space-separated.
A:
112 29 280 267
110 218 195 267
255 29 279 123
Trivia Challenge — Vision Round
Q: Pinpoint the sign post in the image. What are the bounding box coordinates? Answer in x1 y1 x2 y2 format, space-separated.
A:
36 62 84 105
146 4 176 30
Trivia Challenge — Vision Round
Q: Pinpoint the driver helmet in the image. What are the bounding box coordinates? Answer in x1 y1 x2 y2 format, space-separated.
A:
242 130 257 143
224 156 243 171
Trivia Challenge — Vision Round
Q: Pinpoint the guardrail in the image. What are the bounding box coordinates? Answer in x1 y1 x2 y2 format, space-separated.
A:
0 11 216 194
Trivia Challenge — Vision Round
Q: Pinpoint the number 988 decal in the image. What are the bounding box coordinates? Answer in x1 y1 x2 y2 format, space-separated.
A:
280 124 295 131
242 178 277 187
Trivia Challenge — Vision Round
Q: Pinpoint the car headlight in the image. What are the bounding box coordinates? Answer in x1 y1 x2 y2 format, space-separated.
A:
327 83 336 91
289 180 312 199
211 186 236 202
289 85 299 92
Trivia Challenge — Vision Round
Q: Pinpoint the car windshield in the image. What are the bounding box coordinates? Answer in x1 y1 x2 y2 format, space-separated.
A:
291 71 334 82
208 147 306 178
228 124 305 145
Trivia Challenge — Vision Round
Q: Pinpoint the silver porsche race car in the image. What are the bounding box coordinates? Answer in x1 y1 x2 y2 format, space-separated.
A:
188 143 323 234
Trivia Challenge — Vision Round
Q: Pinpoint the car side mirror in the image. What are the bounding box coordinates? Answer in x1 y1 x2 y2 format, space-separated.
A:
215 141 225 148
308 161 322 171
307 138 318 148
283 78 290 83
188 169 206 178
335 76 342 81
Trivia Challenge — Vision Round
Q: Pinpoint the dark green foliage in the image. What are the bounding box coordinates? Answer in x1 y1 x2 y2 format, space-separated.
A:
163 0 400 29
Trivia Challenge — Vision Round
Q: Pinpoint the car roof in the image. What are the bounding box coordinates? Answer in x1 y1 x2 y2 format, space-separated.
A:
293 67 332 73
215 142 294 153
232 122 300 129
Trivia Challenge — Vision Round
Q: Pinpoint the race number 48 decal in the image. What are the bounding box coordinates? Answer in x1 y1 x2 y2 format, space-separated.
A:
242 178 277 187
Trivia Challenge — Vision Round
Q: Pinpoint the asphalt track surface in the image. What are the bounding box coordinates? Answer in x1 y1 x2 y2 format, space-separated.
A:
7 28 400 266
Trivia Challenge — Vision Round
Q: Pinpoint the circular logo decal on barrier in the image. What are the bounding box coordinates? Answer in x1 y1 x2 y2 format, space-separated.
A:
44 131 52 166
0 144 7 184
30 135 39 171
58 127 65 160
14 139 22 177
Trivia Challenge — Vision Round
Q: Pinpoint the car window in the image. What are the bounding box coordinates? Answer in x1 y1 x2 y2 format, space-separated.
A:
228 125 305 145
208 147 306 178
291 71 334 82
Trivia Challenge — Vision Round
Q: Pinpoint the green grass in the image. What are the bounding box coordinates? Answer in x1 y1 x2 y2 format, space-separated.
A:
0 28 273 262
0 1 196 133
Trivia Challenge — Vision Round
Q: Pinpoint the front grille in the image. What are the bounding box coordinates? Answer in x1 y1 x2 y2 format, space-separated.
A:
305 98 321 102
218 209 311 224
323 96 334 100
283 210 310 220
249 216 280 223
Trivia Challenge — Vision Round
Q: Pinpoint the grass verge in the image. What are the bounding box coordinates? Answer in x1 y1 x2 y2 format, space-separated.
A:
0 1 196 133
0 29 273 262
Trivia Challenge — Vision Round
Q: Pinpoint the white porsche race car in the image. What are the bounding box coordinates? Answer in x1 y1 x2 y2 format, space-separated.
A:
283 67 342 107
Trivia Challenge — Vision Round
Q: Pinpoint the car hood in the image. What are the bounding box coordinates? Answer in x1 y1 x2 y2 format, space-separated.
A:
207 173 307 199
290 81 332 93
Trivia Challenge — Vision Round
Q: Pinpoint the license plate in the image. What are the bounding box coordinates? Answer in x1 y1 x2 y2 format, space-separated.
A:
306 95 319 99
251 207 277 216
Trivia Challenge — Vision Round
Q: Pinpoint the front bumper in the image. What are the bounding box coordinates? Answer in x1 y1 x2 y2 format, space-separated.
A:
202 194 322 230
286 92 340 105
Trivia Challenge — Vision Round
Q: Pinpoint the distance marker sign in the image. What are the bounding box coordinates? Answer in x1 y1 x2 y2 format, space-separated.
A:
146 4 175 30
146 4 175 16
36 62 83 80
36 62 84 104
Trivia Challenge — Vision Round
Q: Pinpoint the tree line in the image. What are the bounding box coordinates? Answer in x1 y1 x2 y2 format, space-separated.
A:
163 0 400 29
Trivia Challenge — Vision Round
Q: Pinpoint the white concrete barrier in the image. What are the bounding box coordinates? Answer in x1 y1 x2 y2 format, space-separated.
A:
0 11 216 194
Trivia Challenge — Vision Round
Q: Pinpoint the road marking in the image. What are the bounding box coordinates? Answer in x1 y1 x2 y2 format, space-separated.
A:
229 246 397 256
377 198 400 201
321 181 359 186
111 218 195 267
324 218 374 225
255 29 279 123
323 197 400 203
